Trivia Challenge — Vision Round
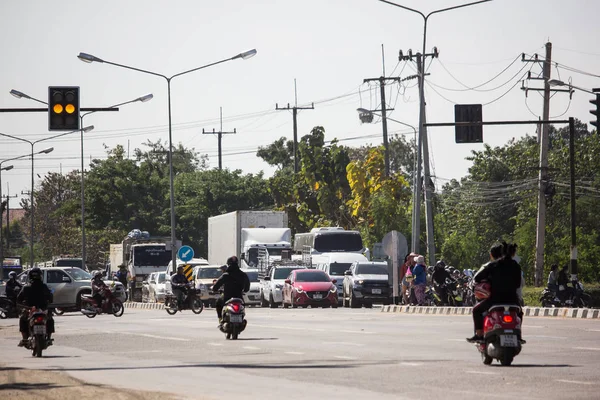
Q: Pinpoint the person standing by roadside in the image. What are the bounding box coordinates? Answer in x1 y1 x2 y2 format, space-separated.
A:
400 253 417 305
547 264 559 294
412 255 427 306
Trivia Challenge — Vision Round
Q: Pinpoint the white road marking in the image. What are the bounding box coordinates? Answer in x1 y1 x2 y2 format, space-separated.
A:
585 329 600 332
251 324 326 332
113 331 191 341
524 325 545 329
243 346 260 350
334 355 358 360
400 362 423 366
117 350 163 354
447 339 468 342
465 370 498 375
527 335 567 339
557 379 596 385
207 342 223 347
322 341 365 346
573 347 600 351
284 351 305 355
339 329 376 334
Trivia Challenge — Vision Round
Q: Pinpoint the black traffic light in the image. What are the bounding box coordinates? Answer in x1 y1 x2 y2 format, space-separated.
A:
455 104 483 143
590 94 600 130
48 86 80 131
0 200 6 215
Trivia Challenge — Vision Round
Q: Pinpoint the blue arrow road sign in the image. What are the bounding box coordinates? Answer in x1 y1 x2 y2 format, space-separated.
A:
177 245 194 262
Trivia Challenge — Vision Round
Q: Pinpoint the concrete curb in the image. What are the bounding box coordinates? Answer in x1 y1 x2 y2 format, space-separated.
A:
124 302 164 310
380 305 600 319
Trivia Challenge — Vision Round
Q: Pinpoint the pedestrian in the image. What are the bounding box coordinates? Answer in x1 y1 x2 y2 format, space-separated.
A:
401 253 417 305
547 264 559 293
412 255 427 306
557 264 569 302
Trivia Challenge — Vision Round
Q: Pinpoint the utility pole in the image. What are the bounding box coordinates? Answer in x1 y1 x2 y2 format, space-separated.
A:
363 76 401 177
203 107 236 170
522 42 570 286
1 194 18 267
276 79 314 173
399 47 439 265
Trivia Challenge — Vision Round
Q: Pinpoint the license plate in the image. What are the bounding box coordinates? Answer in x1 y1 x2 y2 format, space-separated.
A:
372 288 382 294
33 325 46 335
500 334 518 347
313 293 323 299
229 314 243 323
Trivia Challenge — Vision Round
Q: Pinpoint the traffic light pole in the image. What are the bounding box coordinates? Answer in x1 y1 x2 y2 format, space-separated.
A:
426 117 578 281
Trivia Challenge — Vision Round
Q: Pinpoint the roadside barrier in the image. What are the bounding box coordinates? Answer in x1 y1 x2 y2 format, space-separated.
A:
124 301 164 310
380 305 600 319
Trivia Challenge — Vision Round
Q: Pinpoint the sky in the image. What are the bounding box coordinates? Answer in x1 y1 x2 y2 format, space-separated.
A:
1 0 600 207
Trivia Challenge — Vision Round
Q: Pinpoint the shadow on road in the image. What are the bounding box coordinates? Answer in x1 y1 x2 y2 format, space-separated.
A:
0 382 68 391
494 364 577 368
235 337 278 341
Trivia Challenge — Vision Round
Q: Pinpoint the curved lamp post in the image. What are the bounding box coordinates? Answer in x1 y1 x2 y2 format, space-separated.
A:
11 90 152 269
77 49 257 268
0 126 94 267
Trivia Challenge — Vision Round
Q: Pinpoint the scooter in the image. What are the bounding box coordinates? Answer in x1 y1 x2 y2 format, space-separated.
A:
80 287 124 318
165 283 204 315
475 304 524 366
220 298 247 340
23 307 52 357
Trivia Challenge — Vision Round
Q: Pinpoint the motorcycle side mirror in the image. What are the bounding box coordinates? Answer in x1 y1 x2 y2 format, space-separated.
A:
284 279 291 285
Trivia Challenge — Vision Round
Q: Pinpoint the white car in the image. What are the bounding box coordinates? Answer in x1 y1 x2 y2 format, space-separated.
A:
143 272 167 303
260 265 305 308
242 269 261 306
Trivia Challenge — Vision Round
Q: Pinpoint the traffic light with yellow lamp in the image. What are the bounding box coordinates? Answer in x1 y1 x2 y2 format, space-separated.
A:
48 86 80 131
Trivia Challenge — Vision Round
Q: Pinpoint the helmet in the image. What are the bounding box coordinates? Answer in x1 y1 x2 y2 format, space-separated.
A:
28 267 42 281
474 282 491 300
435 260 446 269
92 270 103 279
8 271 16 279
226 256 239 267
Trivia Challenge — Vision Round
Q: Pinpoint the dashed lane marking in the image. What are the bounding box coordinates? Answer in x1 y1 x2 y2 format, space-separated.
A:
557 380 596 385
322 341 365 346
334 355 358 360
400 362 423 366
465 370 498 375
207 342 223 346
573 347 600 351
339 329 376 334
284 351 305 355
243 346 260 350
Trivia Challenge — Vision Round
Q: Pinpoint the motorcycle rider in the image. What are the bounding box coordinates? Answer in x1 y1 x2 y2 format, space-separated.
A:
91 270 108 309
212 256 250 327
557 264 570 303
432 260 453 305
16 267 54 347
467 242 522 343
171 266 189 308
5 271 22 305
547 264 558 294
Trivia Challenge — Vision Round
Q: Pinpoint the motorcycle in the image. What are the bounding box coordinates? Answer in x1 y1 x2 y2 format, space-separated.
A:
220 297 247 340
165 283 204 315
475 304 524 366
23 307 52 357
540 281 591 308
80 287 124 318
0 296 19 319
445 278 464 306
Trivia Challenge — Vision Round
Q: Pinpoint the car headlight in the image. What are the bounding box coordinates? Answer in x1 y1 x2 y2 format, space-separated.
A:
353 280 363 286
295 287 304 293
330 286 337 293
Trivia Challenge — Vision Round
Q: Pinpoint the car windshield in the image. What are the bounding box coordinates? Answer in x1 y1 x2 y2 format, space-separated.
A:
356 264 388 275
133 245 171 267
295 271 330 282
65 268 92 281
246 271 259 282
157 273 166 283
329 262 352 276
274 267 301 280
198 268 223 279
314 233 363 253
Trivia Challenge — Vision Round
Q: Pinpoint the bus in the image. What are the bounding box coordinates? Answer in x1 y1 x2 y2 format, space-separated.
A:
293 227 363 255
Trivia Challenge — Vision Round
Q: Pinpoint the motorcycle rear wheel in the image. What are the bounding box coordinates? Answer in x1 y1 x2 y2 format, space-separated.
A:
231 325 239 340
33 335 44 357
481 352 493 365
191 298 204 314
500 351 514 366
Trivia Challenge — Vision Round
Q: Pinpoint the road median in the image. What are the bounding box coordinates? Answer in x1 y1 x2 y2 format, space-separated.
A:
381 305 600 319
124 301 164 310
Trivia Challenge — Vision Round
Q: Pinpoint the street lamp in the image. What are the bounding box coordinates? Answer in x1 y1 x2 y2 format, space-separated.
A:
0 126 94 267
77 49 257 268
357 108 419 252
379 0 492 264
11 90 153 270
548 79 591 95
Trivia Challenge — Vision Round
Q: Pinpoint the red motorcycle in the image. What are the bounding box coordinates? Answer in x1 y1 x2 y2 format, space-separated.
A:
475 304 524 366
22 306 52 357
80 287 124 318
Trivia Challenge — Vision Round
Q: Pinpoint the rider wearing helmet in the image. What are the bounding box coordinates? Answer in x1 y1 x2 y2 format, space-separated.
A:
212 256 250 327
16 267 54 347
5 271 22 304
171 266 190 308
91 270 107 308
431 260 453 305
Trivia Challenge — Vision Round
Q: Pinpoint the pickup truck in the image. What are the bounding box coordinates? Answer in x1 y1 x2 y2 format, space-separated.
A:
260 265 305 308
342 261 391 308
17 267 126 309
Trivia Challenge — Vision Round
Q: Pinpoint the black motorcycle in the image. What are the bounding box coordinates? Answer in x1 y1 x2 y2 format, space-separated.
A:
540 281 591 308
0 296 19 319
165 283 204 315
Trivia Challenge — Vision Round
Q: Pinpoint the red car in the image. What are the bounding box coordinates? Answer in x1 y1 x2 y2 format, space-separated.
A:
282 269 338 309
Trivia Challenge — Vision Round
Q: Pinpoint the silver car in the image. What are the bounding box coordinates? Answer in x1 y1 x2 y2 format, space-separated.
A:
17 267 127 308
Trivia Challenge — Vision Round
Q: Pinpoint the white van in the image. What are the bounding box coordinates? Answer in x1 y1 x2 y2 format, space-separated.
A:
314 252 369 302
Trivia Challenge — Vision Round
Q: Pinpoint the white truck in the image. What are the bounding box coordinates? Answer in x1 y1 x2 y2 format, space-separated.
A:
110 236 181 302
207 210 291 267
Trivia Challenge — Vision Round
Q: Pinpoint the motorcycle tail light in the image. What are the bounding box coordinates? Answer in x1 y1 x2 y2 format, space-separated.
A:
502 315 513 323
231 303 241 313
35 316 45 323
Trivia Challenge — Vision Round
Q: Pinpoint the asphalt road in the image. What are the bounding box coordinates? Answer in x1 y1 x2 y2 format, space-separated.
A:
1 306 599 400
